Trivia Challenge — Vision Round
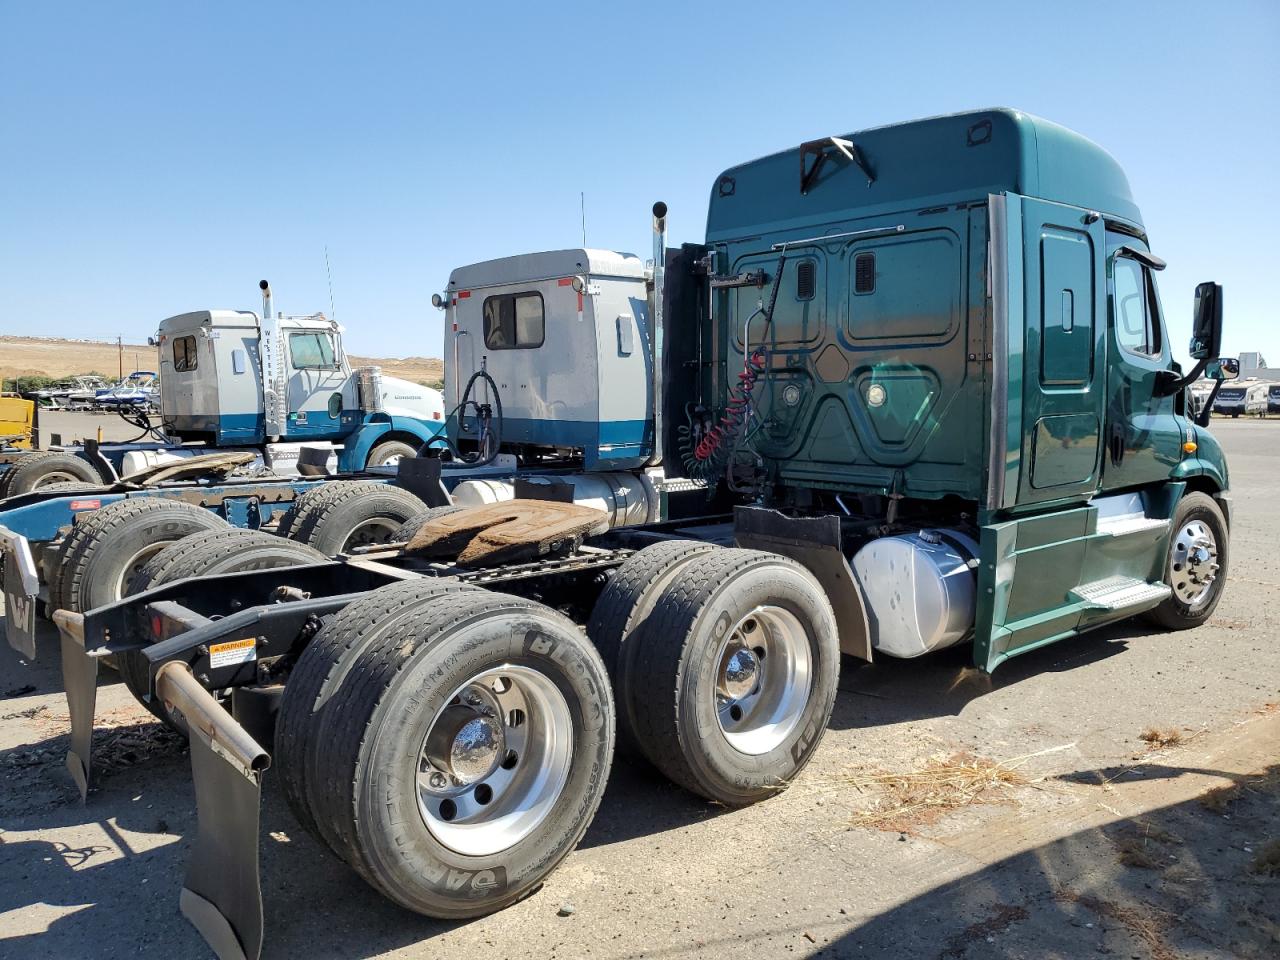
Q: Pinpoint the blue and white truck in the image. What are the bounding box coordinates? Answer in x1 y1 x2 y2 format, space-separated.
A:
0 282 446 497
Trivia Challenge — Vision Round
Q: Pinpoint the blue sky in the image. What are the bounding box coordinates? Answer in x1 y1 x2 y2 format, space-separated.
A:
2 1 1277 363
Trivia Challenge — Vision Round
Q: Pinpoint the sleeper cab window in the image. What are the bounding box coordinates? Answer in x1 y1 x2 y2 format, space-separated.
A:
172 334 198 372
1112 256 1161 358
289 331 337 369
483 292 545 349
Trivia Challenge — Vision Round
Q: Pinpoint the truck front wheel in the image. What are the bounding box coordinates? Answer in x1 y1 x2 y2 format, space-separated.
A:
366 439 418 467
1146 492 1229 630
625 548 839 806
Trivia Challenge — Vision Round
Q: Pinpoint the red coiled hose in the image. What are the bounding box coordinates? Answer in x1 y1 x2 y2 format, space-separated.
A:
692 348 767 464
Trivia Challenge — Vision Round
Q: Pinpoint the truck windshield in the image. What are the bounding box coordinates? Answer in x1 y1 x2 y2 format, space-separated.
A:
289 331 337 369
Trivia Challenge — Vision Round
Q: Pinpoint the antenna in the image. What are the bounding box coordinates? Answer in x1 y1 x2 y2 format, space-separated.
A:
325 245 337 320
580 192 587 248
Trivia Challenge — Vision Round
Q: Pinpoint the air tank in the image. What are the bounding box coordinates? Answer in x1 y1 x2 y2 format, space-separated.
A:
450 471 659 529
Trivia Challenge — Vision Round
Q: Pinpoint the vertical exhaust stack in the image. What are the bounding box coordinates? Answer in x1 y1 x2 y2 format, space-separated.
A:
257 280 285 440
650 202 667 466
259 279 273 320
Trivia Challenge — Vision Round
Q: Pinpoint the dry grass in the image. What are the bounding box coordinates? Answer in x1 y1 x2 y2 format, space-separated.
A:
1199 783 1241 813
1139 726 1184 748
834 751 1027 832
1054 890 1176 960
1111 818 1181 869
1249 839 1280 877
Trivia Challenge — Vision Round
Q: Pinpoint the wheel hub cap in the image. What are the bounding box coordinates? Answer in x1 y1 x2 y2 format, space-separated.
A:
1171 520 1219 607
450 716 503 783
719 647 759 700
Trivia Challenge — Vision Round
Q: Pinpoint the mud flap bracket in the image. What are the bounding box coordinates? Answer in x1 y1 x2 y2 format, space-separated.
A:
157 661 270 960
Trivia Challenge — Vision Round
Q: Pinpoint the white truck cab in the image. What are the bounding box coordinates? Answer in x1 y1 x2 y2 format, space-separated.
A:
442 249 654 470
156 293 444 471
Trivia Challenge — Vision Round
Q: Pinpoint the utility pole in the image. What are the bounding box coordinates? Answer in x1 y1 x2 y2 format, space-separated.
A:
117 336 123 379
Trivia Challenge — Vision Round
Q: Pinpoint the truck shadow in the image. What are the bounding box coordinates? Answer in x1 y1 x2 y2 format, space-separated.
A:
830 620 1143 732
813 762 1279 958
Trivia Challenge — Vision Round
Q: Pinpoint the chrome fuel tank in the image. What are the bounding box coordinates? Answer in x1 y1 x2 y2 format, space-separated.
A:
850 529 979 658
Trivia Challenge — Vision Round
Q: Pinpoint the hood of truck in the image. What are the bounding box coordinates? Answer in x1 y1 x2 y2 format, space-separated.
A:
378 375 444 422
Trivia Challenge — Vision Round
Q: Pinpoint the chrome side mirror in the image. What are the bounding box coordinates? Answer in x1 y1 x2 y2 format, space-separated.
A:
1207 357 1239 381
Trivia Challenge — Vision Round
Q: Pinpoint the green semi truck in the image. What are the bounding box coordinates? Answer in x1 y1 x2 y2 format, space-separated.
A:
31 108 1236 959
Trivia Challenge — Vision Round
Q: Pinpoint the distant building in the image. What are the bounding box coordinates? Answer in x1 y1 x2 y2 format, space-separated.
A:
1239 351 1268 372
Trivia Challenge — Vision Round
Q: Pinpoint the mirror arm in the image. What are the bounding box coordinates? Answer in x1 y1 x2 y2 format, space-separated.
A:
1156 356 1211 397
1195 379 1224 428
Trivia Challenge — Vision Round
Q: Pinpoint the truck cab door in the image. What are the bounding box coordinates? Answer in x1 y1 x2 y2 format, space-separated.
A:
284 328 347 437
1010 195 1107 506
1100 237 1184 491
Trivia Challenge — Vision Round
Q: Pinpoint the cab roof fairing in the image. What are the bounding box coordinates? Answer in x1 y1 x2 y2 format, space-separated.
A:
447 248 648 292
704 108 1143 246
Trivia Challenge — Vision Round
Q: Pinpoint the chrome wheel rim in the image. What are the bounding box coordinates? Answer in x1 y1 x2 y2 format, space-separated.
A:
417 664 573 856
713 605 812 756
33 470 84 487
113 542 171 601
1171 519 1219 608
341 518 399 551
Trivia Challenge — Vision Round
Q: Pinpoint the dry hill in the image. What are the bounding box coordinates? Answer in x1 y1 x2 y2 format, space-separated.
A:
1 335 443 386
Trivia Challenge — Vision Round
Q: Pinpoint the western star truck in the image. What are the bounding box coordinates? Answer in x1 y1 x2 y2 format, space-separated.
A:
5 109 1236 960
0 282 447 497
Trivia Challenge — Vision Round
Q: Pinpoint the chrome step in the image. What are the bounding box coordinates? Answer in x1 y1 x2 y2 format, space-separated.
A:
1070 575 1171 611
1096 515 1170 537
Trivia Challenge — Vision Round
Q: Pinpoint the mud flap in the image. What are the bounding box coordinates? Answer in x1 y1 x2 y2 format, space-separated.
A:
733 506 872 661
157 662 270 960
53 610 99 801
1 523 40 659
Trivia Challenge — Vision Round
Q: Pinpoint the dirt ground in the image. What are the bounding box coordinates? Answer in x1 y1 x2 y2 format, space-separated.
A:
0 335 441 388
0 419 1276 959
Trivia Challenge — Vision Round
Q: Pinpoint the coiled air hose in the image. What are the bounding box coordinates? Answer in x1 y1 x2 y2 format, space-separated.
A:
681 250 787 481
436 368 504 467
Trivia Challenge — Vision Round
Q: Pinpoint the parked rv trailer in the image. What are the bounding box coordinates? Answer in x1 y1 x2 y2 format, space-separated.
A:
1213 380 1269 417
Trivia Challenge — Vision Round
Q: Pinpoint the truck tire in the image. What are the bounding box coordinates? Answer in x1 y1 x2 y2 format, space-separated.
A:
277 481 428 554
35 484 110 617
391 504 466 544
118 528 327 727
366 440 418 467
586 539 719 748
2 452 103 496
1145 492 1229 630
53 498 229 615
282 586 614 918
276 578 485 842
626 548 839 806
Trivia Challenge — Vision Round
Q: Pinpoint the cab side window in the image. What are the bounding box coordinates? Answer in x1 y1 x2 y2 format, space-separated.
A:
483 292 544 349
172 335 198 372
1112 256 1161 358
289 332 338 369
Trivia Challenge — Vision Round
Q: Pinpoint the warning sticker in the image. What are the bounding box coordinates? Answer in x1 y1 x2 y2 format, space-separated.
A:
209 638 257 668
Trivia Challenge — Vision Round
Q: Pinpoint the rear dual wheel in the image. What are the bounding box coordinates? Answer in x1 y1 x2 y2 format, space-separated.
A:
277 480 428 554
276 581 614 917
0 452 104 498
590 545 840 805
